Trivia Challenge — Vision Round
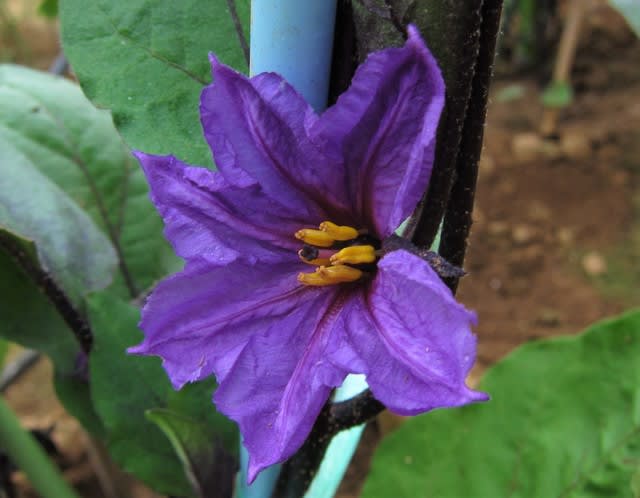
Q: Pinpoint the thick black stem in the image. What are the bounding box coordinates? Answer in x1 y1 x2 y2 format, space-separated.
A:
407 1 484 246
438 0 503 292
0 233 92 354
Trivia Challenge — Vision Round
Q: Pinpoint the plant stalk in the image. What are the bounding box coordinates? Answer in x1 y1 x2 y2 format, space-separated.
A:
0 396 80 498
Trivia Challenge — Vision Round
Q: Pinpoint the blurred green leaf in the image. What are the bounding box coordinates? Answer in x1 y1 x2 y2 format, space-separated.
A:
609 0 640 37
0 64 178 298
60 0 250 167
146 408 236 498
362 309 640 498
87 292 238 496
0 340 8 367
495 83 526 103
541 80 574 108
632 466 640 497
38 0 58 18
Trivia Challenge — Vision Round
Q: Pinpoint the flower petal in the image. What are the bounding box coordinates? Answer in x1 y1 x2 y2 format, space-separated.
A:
214 289 353 482
200 59 351 222
136 151 303 264
129 256 312 389
339 250 488 414
309 25 445 237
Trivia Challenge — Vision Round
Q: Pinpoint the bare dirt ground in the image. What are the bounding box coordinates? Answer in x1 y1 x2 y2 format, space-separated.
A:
2 2 639 497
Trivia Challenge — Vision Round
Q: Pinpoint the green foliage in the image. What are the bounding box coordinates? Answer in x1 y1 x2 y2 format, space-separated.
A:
0 133 111 433
87 292 238 497
0 240 104 434
609 0 640 37
0 64 178 298
0 64 182 433
0 135 116 305
38 0 58 18
541 80 574 108
0 339 7 367
362 310 640 498
60 0 250 167
147 408 236 498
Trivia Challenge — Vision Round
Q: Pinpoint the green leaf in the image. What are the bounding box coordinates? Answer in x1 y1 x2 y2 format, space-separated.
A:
87 292 238 496
0 64 178 298
38 0 58 18
60 0 250 167
0 340 7 367
609 0 640 37
495 83 526 103
362 309 640 498
541 80 574 108
0 243 104 434
146 408 236 498
632 466 640 497
0 136 116 305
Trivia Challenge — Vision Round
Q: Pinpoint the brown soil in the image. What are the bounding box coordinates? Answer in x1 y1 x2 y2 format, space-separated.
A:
2 3 639 498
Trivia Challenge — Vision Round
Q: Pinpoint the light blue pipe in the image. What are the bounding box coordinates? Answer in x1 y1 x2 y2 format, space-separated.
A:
250 0 338 112
237 2 367 498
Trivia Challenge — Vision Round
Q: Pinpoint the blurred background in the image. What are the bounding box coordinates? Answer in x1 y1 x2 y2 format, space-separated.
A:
1 0 638 496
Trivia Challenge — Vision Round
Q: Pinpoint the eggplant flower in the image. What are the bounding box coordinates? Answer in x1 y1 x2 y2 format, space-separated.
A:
129 26 488 482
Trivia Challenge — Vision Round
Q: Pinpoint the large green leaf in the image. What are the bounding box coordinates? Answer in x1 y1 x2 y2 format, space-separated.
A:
60 0 250 167
362 310 640 498
0 64 178 298
87 292 238 496
0 135 116 304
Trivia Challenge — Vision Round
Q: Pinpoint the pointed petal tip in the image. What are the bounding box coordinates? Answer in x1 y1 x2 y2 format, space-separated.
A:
406 23 421 42
126 341 149 356
207 52 221 74
465 385 490 403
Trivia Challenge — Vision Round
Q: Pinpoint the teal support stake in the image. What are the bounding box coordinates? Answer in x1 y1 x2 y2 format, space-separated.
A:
238 2 365 497
250 0 338 112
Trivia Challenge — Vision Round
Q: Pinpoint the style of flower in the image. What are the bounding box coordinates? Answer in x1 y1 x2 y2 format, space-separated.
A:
129 25 488 482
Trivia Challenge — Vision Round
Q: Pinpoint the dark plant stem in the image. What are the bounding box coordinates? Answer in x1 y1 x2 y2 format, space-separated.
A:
406 1 484 246
272 393 385 498
273 2 503 496
0 233 92 354
438 0 503 292
226 0 250 67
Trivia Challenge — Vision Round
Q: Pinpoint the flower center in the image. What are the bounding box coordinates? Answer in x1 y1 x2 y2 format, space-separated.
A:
295 221 380 286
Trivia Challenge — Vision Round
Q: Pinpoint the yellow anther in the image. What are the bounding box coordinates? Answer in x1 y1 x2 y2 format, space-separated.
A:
298 249 331 266
295 229 335 248
319 221 359 241
298 265 363 287
330 245 377 265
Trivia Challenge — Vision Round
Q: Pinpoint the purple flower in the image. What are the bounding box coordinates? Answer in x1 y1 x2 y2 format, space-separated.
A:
129 26 488 482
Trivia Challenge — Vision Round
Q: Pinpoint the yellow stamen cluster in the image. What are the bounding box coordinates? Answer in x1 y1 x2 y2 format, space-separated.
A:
296 221 376 286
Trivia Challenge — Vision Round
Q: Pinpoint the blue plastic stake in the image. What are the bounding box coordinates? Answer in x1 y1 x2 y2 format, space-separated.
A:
250 0 337 112
237 2 368 497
